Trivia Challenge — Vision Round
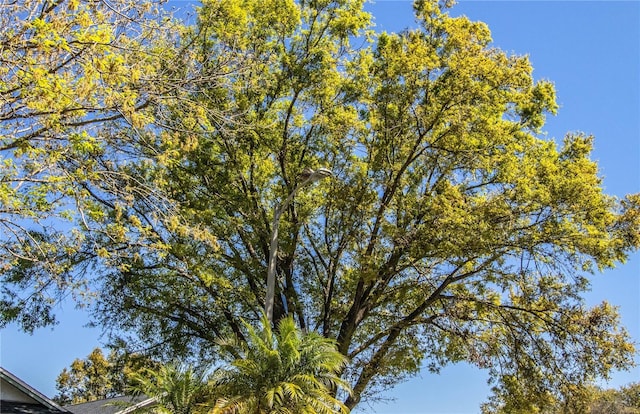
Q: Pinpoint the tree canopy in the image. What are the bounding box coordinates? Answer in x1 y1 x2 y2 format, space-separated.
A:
482 381 640 414
54 347 156 405
0 0 234 329
3 0 640 409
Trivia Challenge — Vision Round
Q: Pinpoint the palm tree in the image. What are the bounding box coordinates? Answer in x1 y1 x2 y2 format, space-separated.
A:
212 314 351 414
128 363 213 414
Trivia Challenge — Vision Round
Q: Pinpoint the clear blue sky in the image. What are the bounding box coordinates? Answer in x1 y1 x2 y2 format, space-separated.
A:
1 1 639 413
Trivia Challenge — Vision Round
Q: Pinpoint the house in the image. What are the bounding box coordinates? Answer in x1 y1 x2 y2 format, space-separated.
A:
0 367 69 414
0 368 155 414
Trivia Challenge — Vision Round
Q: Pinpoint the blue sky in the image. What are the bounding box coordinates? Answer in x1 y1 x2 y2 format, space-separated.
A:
2 1 639 413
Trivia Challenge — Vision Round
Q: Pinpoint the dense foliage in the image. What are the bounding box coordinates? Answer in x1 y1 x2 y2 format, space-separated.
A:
60 317 349 414
0 0 233 330
4 0 639 409
482 381 640 414
54 347 155 405
129 364 213 414
213 315 350 414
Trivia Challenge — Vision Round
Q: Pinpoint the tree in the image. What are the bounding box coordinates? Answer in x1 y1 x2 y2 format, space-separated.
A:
54 347 156 405
0 0 239 331
587 383 640 414
481 381 640 414
128 364 213 414
4 0 640 410
0 0 172 331
55 348 112 405
212 314 350 414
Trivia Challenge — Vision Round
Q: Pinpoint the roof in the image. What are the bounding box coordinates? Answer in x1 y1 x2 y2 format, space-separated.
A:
0 367 68 414
0 368 155 414
0 401 70 414
65 396 156 414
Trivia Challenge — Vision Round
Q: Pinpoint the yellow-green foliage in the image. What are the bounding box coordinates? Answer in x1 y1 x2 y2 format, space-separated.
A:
54 347 157 405
3 0 639 410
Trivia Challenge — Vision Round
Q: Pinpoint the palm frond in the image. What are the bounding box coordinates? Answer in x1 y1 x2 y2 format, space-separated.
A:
212 312 352 413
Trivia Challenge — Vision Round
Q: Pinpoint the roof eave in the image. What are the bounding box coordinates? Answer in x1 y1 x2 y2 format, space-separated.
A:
0 367 69 412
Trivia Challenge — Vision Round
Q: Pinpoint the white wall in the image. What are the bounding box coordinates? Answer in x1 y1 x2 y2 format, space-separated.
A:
1 377 39 404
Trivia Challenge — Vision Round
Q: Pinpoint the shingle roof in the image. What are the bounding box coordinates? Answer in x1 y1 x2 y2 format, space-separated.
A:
0 401 68 414
65 396 155 414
